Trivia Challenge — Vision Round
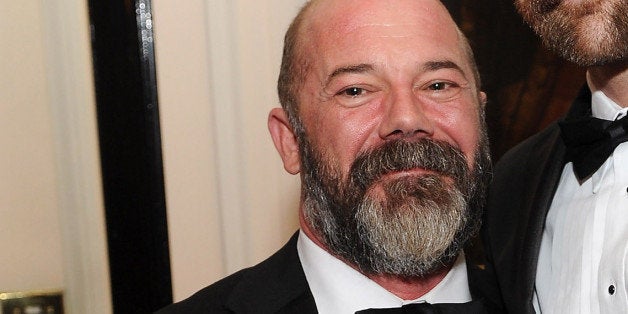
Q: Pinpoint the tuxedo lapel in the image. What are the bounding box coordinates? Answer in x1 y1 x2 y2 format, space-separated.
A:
516 87 591 302
225 232 317 314
486 123 566 314
465 237 505 314
485 86 593 313
515 127 565 305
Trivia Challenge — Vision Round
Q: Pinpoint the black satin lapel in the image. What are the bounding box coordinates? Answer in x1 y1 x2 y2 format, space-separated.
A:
276 292 317 314
225 232 317 313
515 87 591 307
465 239 505 314
516 129 565 307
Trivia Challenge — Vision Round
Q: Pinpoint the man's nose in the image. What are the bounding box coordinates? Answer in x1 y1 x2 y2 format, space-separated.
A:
378 89 434 140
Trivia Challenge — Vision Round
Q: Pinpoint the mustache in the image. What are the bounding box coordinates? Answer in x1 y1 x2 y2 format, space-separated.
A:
348 139 469 191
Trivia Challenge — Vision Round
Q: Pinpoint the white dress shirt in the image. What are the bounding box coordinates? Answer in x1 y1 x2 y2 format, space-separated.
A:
534 91 628 313
297 230 472 314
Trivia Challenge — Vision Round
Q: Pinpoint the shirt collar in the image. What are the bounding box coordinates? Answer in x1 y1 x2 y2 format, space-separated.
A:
297 230 472 314
591 90 626 121
588 90 626 192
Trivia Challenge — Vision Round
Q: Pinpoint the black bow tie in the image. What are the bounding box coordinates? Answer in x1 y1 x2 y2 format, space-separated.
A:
355 300 486 314
559 113 628 180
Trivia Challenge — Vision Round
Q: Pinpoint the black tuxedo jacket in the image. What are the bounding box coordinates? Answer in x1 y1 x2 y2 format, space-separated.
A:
156 232 316 313
157 232 502 313
482 87 592 314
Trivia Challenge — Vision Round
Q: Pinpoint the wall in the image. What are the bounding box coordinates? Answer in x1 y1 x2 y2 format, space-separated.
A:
1 0 63 292
0 0 111 313
152 0 306 301
2 0 318 309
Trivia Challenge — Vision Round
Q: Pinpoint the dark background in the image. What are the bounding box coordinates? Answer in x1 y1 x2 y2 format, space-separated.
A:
445 0 585 159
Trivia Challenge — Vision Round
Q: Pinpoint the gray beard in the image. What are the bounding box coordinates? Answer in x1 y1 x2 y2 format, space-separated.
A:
298 137 490 278
345 175 467 276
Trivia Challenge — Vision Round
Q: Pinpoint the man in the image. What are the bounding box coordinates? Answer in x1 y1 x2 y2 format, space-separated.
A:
483 0 628 313
158 0 495 312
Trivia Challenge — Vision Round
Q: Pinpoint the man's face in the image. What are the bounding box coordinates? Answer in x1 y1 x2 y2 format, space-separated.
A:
516 0 628 66
292 0 490 277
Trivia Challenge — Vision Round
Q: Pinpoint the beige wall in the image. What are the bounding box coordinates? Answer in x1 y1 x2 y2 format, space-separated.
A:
2 0 308 310
1 0 111 313
153 0 306 301
1 0 64 291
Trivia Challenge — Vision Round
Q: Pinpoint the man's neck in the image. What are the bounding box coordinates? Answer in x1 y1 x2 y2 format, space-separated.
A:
366 266 451 300
587 60 628 108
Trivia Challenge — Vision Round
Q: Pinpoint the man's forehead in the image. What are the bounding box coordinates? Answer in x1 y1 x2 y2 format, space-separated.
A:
303 4 465 62
305 0 454 28
301 0 461 51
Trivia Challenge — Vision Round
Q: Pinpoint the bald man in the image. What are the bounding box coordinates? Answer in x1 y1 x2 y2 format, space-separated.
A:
158 1 497 313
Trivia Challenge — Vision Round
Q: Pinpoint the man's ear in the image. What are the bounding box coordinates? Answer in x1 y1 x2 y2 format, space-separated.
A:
479 91 487 108
268 108 301 174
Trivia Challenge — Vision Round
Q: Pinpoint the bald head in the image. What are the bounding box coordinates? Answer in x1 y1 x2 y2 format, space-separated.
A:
277 0 481 130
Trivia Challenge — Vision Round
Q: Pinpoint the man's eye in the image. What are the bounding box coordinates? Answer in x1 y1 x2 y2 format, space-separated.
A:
341 87 364 97
333 86 375 108
428 82 450 91
419 80 464 102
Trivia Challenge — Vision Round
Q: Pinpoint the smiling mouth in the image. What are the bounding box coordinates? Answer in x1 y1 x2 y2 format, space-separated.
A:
383 168 435 179
362 168 456 200
375 168 454 185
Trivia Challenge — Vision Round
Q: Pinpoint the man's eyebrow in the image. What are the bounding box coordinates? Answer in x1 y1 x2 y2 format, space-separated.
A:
325 63 374 85
422 60 466 77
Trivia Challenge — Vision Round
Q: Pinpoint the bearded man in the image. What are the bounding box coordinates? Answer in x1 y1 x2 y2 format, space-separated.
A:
157 0 496 313
483 0 628 313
